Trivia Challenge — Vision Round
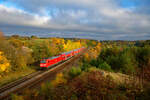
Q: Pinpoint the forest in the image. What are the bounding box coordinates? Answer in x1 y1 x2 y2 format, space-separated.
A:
0 31 150 100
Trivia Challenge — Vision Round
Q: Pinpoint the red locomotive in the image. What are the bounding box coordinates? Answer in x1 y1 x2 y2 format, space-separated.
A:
40 47 85 69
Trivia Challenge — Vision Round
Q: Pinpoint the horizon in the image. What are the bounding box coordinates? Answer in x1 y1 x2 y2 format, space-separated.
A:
4 34 150 41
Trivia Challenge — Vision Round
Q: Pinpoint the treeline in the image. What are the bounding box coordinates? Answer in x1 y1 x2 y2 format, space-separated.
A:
101 40 150 48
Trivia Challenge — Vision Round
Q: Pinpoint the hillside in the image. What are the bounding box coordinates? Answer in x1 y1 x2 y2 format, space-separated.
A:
11 40 150 100
0 34 150 100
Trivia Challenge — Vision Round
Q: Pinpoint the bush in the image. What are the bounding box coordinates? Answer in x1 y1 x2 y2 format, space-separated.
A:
40 82 51 96
136 46 150 68
11 94 24 100
90 58 104 68
81 63 90 71
68 67 82 78
51 73 67 87
98 62 112 72
90 59 99 67
87 67 99 72
119 53 135 74
136 87 150 100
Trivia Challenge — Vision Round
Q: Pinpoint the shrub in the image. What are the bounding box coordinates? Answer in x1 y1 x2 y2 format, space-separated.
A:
136 46 150 68
98 62 112 72
106 55 120 71
40 82 51 97
11 94 24 100
90 59 99 67
81 61 91 71
68 67 82 78
87 67 99 72
119 53 135 74
136 87 150 100
51 73 67 87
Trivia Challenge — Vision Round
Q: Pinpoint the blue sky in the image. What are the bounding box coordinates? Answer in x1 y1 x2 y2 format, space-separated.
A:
0 0 150 40
120 0 137 8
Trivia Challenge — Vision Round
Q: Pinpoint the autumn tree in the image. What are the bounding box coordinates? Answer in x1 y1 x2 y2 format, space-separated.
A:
0 51 10 75
9 38 24 49
83 42 101 62
50 38 65 53
63 40 82 51
31 35 38 39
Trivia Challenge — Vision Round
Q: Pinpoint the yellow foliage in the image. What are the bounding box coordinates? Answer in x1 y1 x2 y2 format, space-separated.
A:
51 73 67 87
83 42 101 61
63 40 82 51
92 41 97 46
49 38 66 55
51 38 65 45
0 51 10 73
84 52 90 61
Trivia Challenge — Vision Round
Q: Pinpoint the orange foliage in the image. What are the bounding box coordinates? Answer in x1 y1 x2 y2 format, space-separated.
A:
51 38 65 45
84 42 101 61
51 73 67 87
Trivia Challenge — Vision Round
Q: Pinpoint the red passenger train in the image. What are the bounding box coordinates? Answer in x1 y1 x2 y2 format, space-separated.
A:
40 47 85 69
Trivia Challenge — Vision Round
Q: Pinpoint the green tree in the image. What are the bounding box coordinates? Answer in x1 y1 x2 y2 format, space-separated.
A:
98 62 112 72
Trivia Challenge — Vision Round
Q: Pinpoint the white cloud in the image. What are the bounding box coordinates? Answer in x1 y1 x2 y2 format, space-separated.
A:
0 5 51 27
0 0 150 40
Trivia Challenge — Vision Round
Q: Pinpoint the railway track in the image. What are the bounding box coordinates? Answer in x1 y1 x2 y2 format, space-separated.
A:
0 71 42 94
0 50 86 100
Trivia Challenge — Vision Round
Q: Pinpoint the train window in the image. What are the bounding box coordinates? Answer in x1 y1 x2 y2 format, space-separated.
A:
40 60 46 63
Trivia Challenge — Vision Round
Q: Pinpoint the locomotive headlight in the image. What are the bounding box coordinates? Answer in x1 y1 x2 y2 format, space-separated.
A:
40 64 46 66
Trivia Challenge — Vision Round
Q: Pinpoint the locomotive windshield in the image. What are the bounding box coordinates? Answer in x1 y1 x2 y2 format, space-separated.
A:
40 60 46 63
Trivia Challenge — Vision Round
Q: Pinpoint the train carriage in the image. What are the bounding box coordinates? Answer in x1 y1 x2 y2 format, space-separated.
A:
40 47 85 69
40 55 62 68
